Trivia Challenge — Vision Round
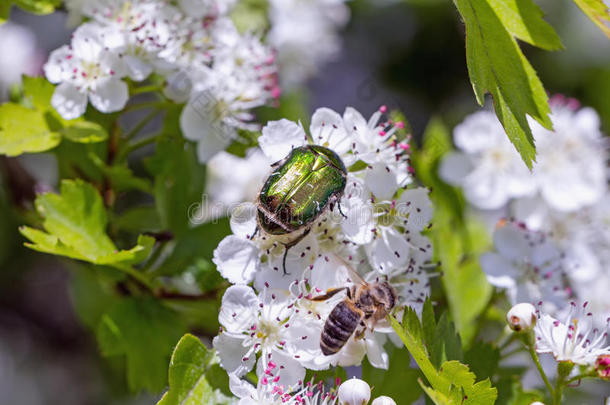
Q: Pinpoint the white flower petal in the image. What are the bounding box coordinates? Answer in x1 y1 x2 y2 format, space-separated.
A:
438 152 472 186
213 333 255 376
365 333 389 369
341 194 374 245
51 82 87 120
310 107 350 154
230 202 258 239
479 252 518 290
264 349 305 388
365 164 398 200
218 284 259 333
259 119 307 161
493 224 531 261
213 235 259 284
124 55 153 81
88 78 129 113
368 228 409 273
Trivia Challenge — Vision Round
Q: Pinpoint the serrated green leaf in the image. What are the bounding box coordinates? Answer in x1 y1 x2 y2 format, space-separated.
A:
97 298 187 393
0 103 61 156
573 0 610 38
20 179 153 267
114 206 161 233
488 0 563 50
453 0 555 168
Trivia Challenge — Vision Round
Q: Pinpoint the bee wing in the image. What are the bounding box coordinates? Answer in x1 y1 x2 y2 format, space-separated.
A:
332 253 367 286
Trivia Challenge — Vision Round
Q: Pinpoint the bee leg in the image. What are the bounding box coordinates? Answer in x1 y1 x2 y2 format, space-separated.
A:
354 325 366 340
310 287 349 301
281 228 311 275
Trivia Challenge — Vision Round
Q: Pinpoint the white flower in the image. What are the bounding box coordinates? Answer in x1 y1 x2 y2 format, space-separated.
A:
439 110 536 210
338 378 370 405
179 22 278 163
44 23 128 119
507 303 537 332
267 0 350 87
230 373 338 405
441 100 607 212
213 285 322 387
480 220 569 313
534 302 610 365
0 22 42 99
528 96 606 212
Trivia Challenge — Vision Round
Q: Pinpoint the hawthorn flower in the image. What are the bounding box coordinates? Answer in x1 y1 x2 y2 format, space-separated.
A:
44 23 128 119
439 110 535 210
534 302 610 365
213 285 319 387
527 95 606 212
230 373 338 405
0 22 42 99
179 23 279 163
480 220 569 313
440 99 606 212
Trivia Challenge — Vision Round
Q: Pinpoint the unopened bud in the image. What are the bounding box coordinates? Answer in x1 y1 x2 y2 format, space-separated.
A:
372 396 397 405
507 303 536 332
596 354 610 379
530 402 545 405
338 378 371 405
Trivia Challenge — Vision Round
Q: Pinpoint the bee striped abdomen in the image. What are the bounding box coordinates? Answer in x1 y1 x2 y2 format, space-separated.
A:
320 300 363 355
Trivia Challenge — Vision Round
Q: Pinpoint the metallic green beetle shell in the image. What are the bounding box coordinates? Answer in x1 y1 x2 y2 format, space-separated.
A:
257 145 347 235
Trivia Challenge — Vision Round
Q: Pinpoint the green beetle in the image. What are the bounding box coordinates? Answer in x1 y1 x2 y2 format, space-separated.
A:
255 145 347 273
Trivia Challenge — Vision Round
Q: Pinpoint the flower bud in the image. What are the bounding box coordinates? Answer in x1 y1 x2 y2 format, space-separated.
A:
595 354 610 379
506 303 536 332
338 378 371 405
530 402 545 405
372 396 397 405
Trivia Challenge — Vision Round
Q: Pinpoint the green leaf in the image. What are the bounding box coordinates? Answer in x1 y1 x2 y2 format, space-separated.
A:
157 334 215 405
487 0 563 50
464 342 500 381
362 343 422 404
158 334 233 404
145 139 206 236
13 0 60 14
572 0 610 38
21 76 108 144
0 103 61 156
89 153 153 193
114 206 161 233
20 179 153 267
97 298 187 393
0 2 11 24
389 313 497 405
453 0 555 168
61 120 108 143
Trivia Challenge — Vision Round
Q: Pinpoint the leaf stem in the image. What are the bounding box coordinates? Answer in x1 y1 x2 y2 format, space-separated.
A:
553 362 575 405
131 84 161 95
114 264 155 291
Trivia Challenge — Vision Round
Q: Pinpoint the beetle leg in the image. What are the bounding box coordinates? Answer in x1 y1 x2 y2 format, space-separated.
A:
336 201 347 219
249 225 260 240
282 228 311 275
309 287 349 301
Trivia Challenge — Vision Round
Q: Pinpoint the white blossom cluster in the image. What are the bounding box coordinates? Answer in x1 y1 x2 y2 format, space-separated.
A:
211 106 434 397
44 0 279 162
441 96 610 328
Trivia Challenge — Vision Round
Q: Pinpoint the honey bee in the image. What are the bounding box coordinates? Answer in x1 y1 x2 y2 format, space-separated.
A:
311 264 397 356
